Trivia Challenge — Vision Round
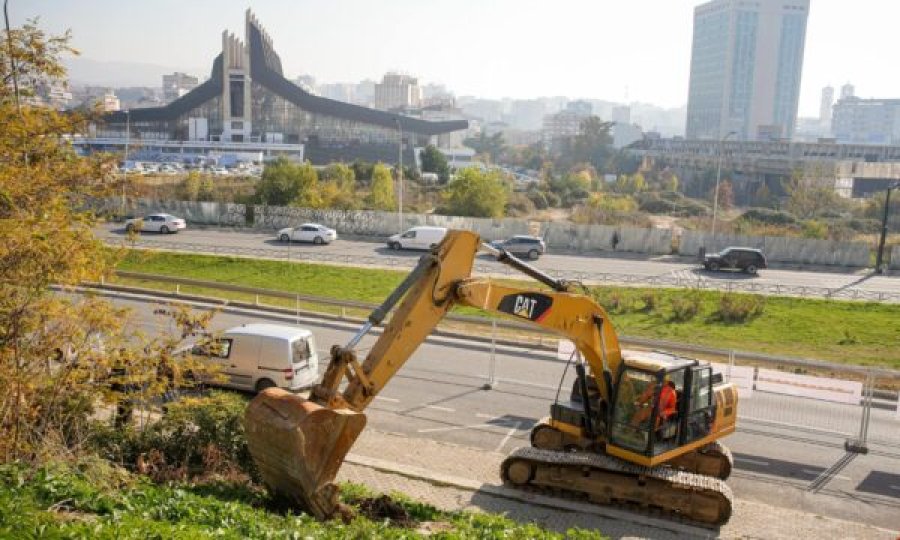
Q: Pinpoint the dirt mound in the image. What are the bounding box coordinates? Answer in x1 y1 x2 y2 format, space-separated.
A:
356 495 415 528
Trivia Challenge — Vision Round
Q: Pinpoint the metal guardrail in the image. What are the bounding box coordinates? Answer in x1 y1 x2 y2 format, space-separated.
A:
109 270 900 383
111 236 900 303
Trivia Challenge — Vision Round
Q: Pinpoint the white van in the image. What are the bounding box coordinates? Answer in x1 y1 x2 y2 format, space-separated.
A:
387 226 448 251
191 324 319 393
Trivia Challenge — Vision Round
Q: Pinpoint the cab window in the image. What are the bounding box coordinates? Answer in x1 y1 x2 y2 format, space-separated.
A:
610 368 657 454
402 230 416 238
291 338 312 367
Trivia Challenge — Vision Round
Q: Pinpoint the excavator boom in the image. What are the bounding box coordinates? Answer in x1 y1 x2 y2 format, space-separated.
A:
245 230 481 519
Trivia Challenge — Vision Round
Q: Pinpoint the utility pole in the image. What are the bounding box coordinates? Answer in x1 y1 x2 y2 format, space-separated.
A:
874 181 899 274
711 131 737 235
121 109 130 214
396 118 403 231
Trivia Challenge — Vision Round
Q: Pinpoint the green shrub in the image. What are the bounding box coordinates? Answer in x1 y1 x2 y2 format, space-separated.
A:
740 207 797 225
92 391 255 481
640 291 660 313
669 294 701 322
594 290 639 314
714 293 765 323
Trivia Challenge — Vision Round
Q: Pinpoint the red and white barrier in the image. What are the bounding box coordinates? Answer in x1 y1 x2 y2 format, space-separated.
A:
755 369 863 405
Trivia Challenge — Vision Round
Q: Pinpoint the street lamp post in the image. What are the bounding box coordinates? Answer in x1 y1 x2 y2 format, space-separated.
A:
874 181 900 274
712 131 737 235
121 109 130 214
396 118 403 232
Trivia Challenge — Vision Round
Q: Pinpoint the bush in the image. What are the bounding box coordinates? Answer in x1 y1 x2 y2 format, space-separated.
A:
669 294 701 322
714 293 765 323
527 190 549 210
801 219 829 239
505 193 536 217
92 391 255 482
740 207 797 225
640 291 659 313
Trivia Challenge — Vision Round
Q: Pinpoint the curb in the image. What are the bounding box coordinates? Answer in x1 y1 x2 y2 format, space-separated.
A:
344 453 714 537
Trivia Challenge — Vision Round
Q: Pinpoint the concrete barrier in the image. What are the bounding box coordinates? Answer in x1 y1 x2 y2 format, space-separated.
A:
253 204 671 255
679 231 870 267
90 197 247 227
891 245 900 270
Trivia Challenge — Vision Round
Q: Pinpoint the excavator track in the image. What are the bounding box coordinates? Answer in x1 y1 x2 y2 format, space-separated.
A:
531 422 735 480
501 446 733 527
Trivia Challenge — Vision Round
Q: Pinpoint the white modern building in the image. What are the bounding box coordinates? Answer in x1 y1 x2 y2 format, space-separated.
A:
685 0 810 141
819 85 834 129
832 97 900 145
162 72 199 102
373 72 423 111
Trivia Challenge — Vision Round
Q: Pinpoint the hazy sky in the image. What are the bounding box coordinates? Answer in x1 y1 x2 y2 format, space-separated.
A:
10 0 899 115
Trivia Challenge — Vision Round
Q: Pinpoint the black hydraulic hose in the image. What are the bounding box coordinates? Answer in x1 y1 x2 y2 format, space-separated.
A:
489 246 568 292
368 253 437 325
576 362 595 437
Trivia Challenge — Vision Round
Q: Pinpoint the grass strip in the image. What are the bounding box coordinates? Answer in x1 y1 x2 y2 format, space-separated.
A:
114 250 900 369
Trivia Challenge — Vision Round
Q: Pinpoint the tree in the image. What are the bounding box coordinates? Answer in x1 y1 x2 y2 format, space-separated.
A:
420 145 450 184
463 131 505 163
438 167 509 218
366 163 396 210
711 180 734 211
197 176 215 201
253 157 320 207
176 171 201 200
783 169 845 219
0 19 217 462
321 163 356 192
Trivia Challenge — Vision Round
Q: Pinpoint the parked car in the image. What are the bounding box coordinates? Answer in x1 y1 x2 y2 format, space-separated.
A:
387 226 448 251
277 223 337 244
125 213 186 234
489 235 546 260
703 247 767 275
188 324 319 393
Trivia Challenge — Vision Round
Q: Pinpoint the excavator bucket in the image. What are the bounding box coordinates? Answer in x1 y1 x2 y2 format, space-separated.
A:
244 388 366 520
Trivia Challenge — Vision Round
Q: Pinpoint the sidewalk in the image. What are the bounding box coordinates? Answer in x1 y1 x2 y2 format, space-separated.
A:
337 429 897 540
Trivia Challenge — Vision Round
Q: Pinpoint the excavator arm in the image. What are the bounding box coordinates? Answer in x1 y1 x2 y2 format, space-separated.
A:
245 230 625 519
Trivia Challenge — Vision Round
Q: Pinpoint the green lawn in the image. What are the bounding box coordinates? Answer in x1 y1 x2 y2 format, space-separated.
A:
115 250 900 369
0 461 602 539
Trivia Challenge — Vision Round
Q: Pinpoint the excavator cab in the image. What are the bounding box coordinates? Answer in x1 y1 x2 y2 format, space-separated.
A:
606 353 721 467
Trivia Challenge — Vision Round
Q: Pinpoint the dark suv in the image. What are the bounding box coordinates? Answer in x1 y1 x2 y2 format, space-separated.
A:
489 235 546 260
703 247 767 275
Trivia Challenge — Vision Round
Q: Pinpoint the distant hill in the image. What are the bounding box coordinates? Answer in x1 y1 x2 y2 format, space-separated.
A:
64 57 206 87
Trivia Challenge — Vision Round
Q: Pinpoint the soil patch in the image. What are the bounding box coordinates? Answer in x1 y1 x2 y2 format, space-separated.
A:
357 495 415 528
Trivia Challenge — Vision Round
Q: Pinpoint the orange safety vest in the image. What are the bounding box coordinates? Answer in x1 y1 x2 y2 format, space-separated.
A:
659 384 677 421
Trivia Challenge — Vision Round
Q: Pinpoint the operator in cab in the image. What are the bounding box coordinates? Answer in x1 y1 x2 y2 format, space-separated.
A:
631 378 678 429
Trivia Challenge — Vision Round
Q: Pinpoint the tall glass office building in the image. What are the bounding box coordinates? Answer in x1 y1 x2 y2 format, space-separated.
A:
94 11 467 164
685 0 809 141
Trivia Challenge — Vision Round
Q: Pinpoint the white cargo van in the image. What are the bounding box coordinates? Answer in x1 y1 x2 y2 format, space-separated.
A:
191 324 319 393
387 226 448 251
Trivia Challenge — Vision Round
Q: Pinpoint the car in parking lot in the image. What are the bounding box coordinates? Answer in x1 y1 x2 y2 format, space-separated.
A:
277 223 337 244
125 213 186 234
489 235 546 260
702 247 767 275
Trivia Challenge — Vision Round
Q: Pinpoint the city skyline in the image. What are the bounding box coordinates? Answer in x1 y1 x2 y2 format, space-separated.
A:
10 0 899 117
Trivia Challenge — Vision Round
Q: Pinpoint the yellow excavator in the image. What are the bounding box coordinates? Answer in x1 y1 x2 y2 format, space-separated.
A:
245 230 738 526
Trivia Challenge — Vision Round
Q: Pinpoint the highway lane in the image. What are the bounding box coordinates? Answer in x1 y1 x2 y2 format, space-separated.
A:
107 293 900 529
97 223 900 298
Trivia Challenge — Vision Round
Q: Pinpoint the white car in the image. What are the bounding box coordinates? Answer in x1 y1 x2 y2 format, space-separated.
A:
277 223 337 245
387 226 448 250
125 213 187 234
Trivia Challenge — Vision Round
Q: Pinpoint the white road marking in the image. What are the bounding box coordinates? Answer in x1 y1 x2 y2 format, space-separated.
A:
417 423 491 434
374 396 400 403
476 412 500 419
424 405 455 413
495 421 523 452
803 469 851 481
734 457 769 466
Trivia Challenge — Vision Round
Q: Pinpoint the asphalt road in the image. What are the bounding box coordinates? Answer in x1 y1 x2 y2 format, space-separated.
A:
98 223 900 299
109 293 900 530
